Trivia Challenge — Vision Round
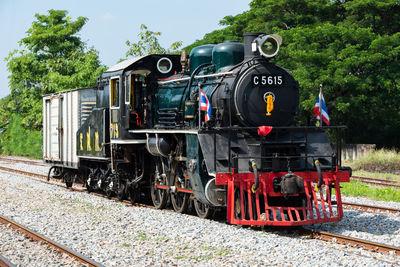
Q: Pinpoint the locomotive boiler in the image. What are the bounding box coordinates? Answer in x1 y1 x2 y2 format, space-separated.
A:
43 32 351 226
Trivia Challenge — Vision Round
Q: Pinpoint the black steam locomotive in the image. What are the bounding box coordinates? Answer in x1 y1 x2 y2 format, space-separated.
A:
43 33 351 226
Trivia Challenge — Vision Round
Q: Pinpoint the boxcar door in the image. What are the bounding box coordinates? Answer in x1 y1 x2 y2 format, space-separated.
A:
58 97 64 161
48 96 62 161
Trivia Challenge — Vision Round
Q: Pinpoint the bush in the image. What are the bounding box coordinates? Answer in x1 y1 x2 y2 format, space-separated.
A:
350 149 400 174
0 114 42 159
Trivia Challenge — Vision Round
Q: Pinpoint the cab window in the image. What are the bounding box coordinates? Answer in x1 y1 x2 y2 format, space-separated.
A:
125 74 134 110
110 77 119 107
110 78 119 107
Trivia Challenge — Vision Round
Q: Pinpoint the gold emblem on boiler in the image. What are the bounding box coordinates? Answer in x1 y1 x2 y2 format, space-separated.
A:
263 92 275 116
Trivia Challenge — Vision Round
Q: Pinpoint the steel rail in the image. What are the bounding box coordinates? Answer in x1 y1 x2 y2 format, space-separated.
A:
0 165 47 179
0 156 45 167
343 202 400 214
1 163 398 215
0 215 103 267
1 163 400 258
352 176 400 184
0 164 150 208
0 254 15 267
352 176 400 189
301 228 400 256
0 165 86 190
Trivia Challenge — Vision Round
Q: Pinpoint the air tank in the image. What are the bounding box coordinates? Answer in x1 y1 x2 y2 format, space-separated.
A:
189 44 215 74
212 41 244 72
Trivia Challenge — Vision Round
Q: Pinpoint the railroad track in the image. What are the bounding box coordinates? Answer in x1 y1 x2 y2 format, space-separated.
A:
0 156 46 167
352 175 400 189
1 161 399 258
0 215 103 267
2 163 398 215
300 228 400 256
343 201 400 214
0 253 15 267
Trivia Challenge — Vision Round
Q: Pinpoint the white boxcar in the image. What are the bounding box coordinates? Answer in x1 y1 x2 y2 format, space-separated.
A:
43 88 96 168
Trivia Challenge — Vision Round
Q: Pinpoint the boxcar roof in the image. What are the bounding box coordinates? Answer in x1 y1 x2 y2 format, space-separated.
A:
42 87 97 98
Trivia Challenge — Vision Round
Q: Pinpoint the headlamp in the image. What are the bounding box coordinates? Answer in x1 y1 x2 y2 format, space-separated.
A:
256 34 282 59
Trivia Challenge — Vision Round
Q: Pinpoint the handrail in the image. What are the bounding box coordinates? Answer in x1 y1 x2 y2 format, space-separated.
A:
207 126 347 173
200 125 347 132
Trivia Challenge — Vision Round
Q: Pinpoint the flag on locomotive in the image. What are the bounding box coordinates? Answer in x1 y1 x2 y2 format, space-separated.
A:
314 85 330 125
199 87 211 122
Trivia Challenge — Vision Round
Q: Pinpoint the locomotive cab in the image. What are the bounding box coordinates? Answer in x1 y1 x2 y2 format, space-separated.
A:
99 55 181 141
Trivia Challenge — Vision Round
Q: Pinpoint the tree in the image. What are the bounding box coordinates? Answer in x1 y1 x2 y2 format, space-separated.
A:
5 9 106 129
125 24 182 57
2 9 106 158
185 0 400 147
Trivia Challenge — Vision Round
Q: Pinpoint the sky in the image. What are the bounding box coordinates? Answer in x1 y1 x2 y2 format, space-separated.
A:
0 0 250 99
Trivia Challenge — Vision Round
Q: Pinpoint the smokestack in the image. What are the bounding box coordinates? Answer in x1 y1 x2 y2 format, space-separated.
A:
243 32 262 59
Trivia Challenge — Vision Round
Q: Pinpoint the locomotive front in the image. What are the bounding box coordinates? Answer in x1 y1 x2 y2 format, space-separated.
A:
155 32 351 226
212 34 299 127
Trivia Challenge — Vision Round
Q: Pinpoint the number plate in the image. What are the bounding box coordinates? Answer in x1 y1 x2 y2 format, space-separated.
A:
251 75 284 87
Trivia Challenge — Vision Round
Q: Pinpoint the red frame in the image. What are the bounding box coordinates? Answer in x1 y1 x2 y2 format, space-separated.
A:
217 169 350 226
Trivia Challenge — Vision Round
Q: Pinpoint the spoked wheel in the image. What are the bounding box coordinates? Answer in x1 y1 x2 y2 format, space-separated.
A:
170 162 189 213
86 169 98 193
53 167 63 178
47 166 62 181
105 184 113 198
150 157 168 209
64 172 74 188
116 180 126 201
194 199 215 219
105 173 116 198
86 177 93 193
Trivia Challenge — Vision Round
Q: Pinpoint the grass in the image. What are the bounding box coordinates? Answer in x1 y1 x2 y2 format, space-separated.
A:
347 148 400 174
341 180 400 202
216 248 232 256
136 232 147 241
340 148 400 202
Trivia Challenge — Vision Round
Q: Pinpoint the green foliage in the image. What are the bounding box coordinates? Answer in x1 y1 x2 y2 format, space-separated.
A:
185 0 400 147
340 180 400 202
0 114 42 159
2 9 106 157
0 96 11 128
125 24 183 57
4 9 106 129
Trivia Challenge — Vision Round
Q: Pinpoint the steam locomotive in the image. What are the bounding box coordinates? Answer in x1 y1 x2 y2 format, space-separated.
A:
43 33 351 226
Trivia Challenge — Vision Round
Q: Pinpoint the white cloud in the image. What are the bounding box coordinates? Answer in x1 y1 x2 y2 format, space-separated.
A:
101 12 115 21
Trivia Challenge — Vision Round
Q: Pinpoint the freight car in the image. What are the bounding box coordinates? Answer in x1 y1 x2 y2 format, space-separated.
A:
43 32 351 226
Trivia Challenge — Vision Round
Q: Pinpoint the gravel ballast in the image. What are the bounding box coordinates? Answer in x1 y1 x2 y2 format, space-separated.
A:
0 158 399 266
0 222 83 266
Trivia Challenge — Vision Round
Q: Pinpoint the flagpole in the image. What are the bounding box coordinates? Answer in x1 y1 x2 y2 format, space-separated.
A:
198 84 201 130
319 84 323 126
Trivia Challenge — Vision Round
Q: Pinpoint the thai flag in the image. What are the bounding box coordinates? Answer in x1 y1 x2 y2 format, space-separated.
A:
199 88 211 122
314 88 330 125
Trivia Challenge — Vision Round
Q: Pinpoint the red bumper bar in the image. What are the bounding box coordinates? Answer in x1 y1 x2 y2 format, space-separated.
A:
216 170 350 226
